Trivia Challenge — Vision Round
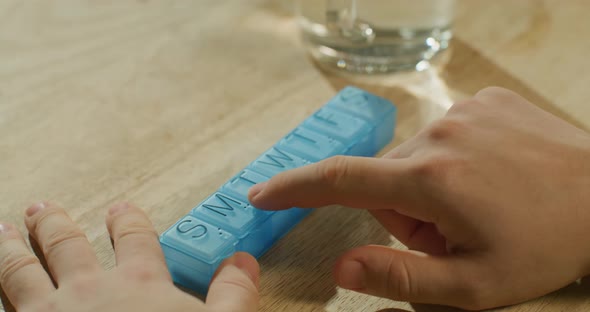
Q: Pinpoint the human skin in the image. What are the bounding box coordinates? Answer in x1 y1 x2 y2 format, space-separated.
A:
249 87 590 310
1 86 589 311
0 202 260 312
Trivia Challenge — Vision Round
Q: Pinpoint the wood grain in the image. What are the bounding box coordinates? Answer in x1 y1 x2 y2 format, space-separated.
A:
1 1 589 311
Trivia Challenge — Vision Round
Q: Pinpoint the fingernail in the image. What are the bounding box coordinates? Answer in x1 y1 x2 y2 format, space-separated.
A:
26 202 46 217
0 223 13 234
338 261 366 290
248 182 267 200
108 202 129 215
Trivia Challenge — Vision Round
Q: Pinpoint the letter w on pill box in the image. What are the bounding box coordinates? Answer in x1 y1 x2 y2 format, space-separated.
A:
159 86 397 293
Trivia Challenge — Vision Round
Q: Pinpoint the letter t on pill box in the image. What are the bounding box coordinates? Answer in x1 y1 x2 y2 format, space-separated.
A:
159 86 397 293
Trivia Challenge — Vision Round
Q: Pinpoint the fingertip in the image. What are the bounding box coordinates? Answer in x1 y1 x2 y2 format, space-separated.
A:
25 202 47 217
334 246 400 300
23 202 66 231
214 252 260 289
247 182 267 206
248 182 289 211
0 222 16 236
105 202 133 231
207 252 260 311
108 202 131 216
105 202 148 227
333 247 371 290
233 252 260 288
334 259 366 290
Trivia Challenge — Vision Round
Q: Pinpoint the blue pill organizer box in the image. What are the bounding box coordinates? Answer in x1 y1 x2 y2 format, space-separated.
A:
159 86 397 293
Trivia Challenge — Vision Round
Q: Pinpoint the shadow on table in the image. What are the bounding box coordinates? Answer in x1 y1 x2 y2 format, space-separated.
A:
411 304 466 312
316 37 587 134
535 276 590 309
258 206 393 304
408 276 590 312
312 36 590 312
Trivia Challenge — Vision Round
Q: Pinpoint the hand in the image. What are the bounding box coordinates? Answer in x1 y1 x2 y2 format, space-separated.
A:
248 87 590 310
0 202 259 312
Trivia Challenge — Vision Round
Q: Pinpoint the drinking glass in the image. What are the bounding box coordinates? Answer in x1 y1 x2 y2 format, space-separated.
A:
295 0 456 74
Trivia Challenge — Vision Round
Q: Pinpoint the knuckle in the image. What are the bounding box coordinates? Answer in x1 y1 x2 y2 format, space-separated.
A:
42 227 87 255
0 250 40 285
411 154 466 183
123 265 161 283
383 256 413 300
383 149 403 159
216 275 257 296
31 208 68 236
113 220 158 242
427 118 467 141
318 156 350 187
68 273 100 297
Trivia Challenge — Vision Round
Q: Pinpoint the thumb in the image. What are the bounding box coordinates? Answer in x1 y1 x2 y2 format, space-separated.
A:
206 252 260 312
334 245 486 310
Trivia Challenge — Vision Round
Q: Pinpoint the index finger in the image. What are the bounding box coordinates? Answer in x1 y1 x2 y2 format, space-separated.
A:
248 156 430 220
106 203 170 281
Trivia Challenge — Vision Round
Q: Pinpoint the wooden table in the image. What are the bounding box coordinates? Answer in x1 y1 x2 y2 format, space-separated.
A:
1 1 588 311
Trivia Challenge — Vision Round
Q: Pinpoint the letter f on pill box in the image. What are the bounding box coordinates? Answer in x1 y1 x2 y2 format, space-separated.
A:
159 86 397 293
